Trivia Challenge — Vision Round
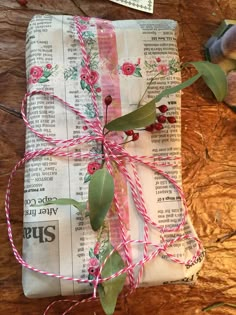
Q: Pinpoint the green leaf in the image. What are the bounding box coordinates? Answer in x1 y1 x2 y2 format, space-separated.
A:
89 248 95 258
202 302 236 312
80 79 86 90
43 70 52 78
98 243 126 315
85 84 91 92
38 77 49 83
187 61 227 101
105 99 156 131
84 173 91 183
133 69 142 77
88 168 114 231
42 198 87 212
154 72 202 103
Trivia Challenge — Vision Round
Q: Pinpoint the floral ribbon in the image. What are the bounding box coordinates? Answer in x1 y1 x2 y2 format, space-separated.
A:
5 16 203 315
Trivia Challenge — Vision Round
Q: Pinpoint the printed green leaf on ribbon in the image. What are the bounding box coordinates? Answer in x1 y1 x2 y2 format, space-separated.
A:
43 70 52 78
187 61 227 102
42 198 87 212
133 70 142 77
85 84 91 92
105 99 156 131
88 168 114 231
84 173 91 183
38 77 49 83
98 242 126 315
80 79 86 90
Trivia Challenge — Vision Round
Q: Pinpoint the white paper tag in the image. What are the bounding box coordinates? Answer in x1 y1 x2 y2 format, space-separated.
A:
110 0 154 13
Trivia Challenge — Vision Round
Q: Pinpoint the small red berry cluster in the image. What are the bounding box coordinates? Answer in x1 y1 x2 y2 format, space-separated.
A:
145 105 176 132
124 130 139 141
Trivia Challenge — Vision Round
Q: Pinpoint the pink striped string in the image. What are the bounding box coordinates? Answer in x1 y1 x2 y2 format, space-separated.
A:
5 16 204 315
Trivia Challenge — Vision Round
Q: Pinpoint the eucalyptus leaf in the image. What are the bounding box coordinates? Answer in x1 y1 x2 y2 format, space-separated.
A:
88 168 114 231
187 61 227 101
98 243 126 315
105 99 156 131
202 302 236 312
154 72 202 103
41 198 87 212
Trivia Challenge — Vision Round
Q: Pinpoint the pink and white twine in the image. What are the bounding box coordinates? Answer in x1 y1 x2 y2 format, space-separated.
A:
5 16 203 314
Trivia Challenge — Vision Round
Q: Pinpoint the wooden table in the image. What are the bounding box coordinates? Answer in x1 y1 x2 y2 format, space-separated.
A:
0 1 235 314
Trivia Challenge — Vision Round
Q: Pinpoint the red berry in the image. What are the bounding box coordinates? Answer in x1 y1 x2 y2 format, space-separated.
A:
104 95 112 106
96 87 101 93
125 130 134 136
156 57 161 62
145 124 155 132
154 122 163 131
46 64 52 69
132 133 139 141
167 116 176 124
17 0 28 5
157 115 167 123
158 105 168 113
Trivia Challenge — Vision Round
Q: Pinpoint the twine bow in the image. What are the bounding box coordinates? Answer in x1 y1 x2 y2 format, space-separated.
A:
5 16 203 315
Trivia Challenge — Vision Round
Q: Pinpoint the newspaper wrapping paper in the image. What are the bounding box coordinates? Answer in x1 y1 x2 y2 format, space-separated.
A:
23 15 204 298
109 0 154 13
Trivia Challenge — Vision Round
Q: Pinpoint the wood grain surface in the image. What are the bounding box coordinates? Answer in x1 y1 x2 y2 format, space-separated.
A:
0 1 235 314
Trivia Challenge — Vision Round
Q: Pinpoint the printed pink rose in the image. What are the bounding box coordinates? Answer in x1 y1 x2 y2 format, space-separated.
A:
30 66 44 79
80 16 91 21
121 62 136 76
157 64 169 75
80 69 99 86
88 266 99 276
88 257 100 268
28 77 38 84
46 64 52 69
87 162 101 175
88 258 100 276
80 67 87 81
80 24 88 31
87 70 99 85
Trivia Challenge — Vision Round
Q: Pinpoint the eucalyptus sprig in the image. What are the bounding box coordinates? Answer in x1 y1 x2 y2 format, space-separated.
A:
105 61 227 131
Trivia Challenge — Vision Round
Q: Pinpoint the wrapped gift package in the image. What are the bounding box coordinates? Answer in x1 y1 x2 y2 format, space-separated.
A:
23 15 204 298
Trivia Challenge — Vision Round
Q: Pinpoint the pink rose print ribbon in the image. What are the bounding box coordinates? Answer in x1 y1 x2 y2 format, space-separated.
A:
5 16 203 315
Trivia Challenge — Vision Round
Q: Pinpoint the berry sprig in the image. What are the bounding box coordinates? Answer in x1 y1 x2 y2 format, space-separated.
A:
145 104 176 132
122 104 176 141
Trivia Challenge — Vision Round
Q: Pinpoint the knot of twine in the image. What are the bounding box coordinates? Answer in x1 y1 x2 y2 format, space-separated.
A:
5 16 203 315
